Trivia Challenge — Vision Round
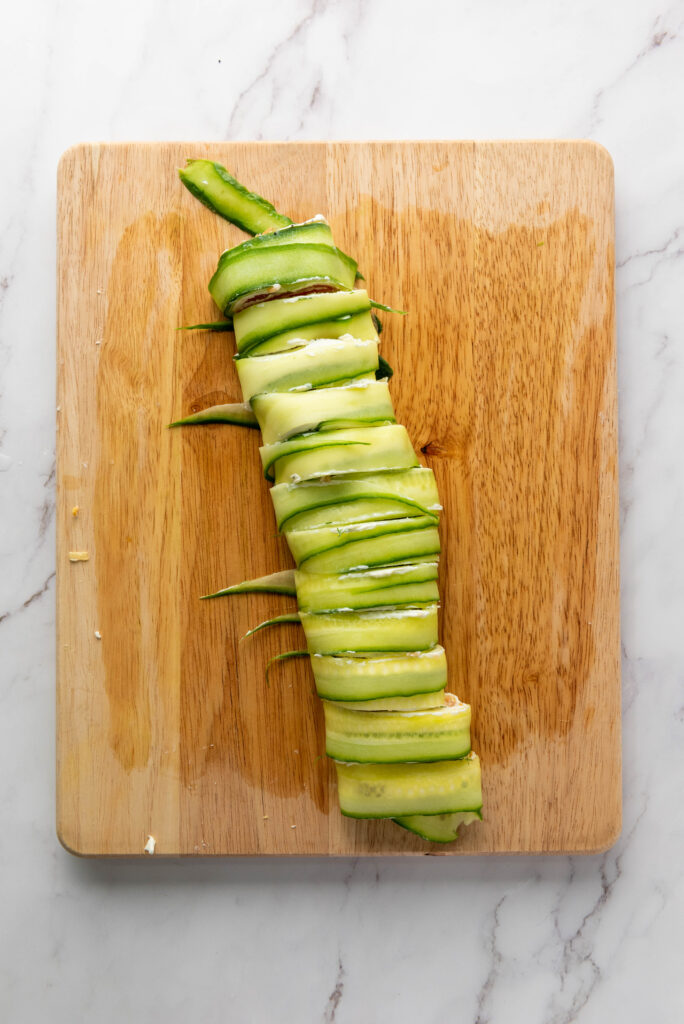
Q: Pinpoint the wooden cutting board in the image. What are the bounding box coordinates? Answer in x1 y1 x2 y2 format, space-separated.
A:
56 141 620 856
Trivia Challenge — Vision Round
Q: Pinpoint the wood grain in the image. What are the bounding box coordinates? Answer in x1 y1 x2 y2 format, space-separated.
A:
56 141 620 856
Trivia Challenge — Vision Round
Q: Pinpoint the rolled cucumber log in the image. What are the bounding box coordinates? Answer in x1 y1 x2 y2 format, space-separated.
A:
178 158 482 844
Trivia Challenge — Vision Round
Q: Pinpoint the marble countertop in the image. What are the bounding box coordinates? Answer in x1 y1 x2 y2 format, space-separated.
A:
1 1 683 1021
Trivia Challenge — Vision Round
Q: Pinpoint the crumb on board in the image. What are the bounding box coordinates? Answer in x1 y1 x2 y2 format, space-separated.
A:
262 815 269 820
290 824 296 829
94 630 102 640
71 505 79 517
144 835 156 855
68 551 89 562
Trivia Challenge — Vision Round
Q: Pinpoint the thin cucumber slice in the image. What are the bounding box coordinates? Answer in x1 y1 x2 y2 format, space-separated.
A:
169 402 258 428
178 320 233 332
300 605 439 655
242 612 301 640
246 312 378 356
202 569 296 600
294 524 440 575
233 289 371 353
265 649 309 684
335 690 446 711
286 515 436 566
209 243 357 315
223 219 335 259
295 562 439 613
311 646 448 701
323 694 471 763
393 810 482 843
236 337 379 400
335 751 482 818
252 380 395 445
270 467 441 531
263 425 419 484
179 159 292 234
370 300 407 315
282 497 437 533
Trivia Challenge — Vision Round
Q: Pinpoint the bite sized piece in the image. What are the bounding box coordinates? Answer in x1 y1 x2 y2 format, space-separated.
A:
236 336 379 400
300 605 439 655
393 810 482 843
179 159 292 233
282 496 437 533
270 467 441 531
287 517 440 574
335 751 482 818
323 692 471 764
248 312 378 356
252 379 395 444
225 218 337 255
311 646 448 701
210 241 357 315
169 401 257 428
261 424 419 483
233 289 373 354
295 562 439 613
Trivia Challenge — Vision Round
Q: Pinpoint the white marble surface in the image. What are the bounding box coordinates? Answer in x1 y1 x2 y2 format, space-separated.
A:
1 0 683 1020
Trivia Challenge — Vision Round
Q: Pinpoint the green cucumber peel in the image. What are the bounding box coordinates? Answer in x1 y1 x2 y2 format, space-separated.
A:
242 612 301 640
376 356 394 380
177 321 233 332
392 809 483 843
201 569 296 600
264 649 310 686
370 300 407 315
179 160 292 234
168 402 258 428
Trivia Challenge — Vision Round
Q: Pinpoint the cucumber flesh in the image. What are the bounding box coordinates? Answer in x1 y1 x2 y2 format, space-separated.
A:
252 380 395 445
335 690 446 711
300 605 439 655
335 751 482 818
311 646 448 701
282 497 437 533
393 810 482 843
224 219 335 258
294 524 440 575
286 515 436 566
269 467 441 530
263 424 419 483
233 289 372 353
168 402 258 428
323 694 471 763
246 312 378 356
179 159 291 234
202 569 296 600
236 337 379 400
295 562 439 613
210 243 357 315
